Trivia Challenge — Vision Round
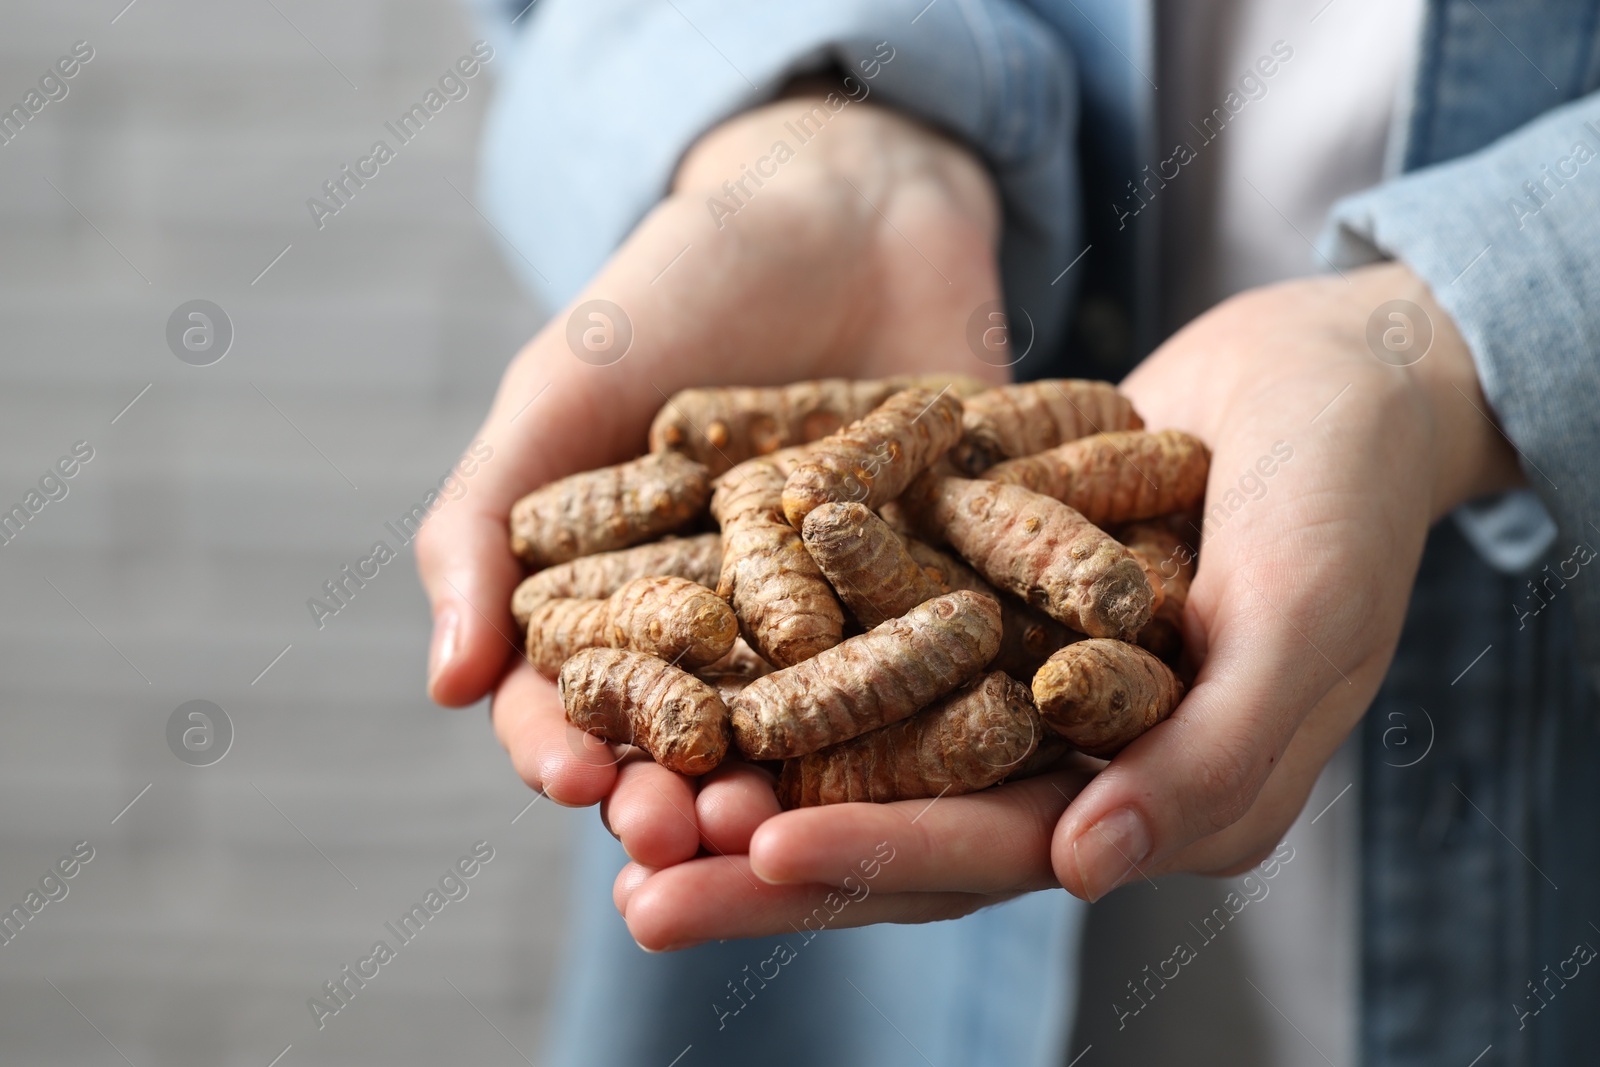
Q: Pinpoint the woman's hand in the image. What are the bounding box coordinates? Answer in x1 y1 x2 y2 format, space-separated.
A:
414 89 1008 860
619 261 1527 949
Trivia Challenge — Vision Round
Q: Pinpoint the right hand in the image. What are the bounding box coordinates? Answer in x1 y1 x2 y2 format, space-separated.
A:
414 86 1009 868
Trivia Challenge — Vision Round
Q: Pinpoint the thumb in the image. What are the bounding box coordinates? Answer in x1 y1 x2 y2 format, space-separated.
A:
414 350 644 707
1048 578 1352 900
416 489 524 707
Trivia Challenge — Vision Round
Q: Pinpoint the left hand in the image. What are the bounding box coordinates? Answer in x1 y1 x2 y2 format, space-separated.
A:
413 89 1006 858
619 261 1526 950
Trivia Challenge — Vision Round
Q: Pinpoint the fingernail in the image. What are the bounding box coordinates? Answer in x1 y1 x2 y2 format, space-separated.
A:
748 859 795 886
428 607 461 693
1073 807 1151 902
645 941 705 954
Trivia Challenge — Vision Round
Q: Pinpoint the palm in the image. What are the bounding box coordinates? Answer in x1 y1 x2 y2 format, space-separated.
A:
1108 277 1431 874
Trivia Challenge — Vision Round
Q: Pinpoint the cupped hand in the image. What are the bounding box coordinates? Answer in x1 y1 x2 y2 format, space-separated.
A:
1062 261 1522 890
620 259 1526 948
620 764 1096 951
414 89 1008 844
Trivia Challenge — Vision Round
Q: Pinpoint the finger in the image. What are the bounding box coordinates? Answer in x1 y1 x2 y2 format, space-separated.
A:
415 369 613 708
491 660 619 807
602 758 703 868
413 349 625 708
748 770 1089 895
1158 678 1364 877
415 494 522 707
623 855 996 951
1051 574 1380 902
613 860 656 915
695 761 782 855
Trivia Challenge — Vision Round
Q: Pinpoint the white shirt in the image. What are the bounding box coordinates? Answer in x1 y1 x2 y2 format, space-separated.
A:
1157 0 1424 332
1145 4 1423 1065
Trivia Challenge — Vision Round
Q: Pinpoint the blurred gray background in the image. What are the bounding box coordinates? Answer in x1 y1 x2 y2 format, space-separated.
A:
0 2 1356 1064
0 1 560 1063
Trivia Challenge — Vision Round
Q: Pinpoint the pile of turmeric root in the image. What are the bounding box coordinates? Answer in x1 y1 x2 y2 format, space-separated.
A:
508 375 1208 808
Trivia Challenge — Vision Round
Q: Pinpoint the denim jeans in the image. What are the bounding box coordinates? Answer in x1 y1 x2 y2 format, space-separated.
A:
543 826 1086 1067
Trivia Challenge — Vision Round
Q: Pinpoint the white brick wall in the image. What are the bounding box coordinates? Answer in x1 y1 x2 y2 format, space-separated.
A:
0 3 567 1064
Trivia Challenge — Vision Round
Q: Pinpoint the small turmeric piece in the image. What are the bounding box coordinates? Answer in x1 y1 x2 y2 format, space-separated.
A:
903 539 1078 677
511 533 722 628
777 672 1043 807
992 607 1082 679
884 373 992 400
695 636 772 682
712 456 845 668
904 476 1154 639
697 638 772 706
706 676 754 706
649 375 987 476
523 575 737 678
509 452 711 567
801 502 946 628
983 429 1209 527
952 380 1144 474
730 590 1002 760
559 648 730 776
798 507 1076 673
902 537 988 595
1032 639 1184 758
781 389 964 528
1118 520 1195 662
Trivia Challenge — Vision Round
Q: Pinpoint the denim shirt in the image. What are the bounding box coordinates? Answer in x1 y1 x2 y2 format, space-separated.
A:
473 3 1600 1064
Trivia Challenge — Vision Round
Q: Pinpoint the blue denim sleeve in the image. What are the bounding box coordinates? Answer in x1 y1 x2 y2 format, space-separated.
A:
1321 92 1600 664
476 0 1079 347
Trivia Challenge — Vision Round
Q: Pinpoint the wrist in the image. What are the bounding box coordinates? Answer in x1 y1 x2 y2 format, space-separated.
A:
672 89 1000 246
1374 263 1527 517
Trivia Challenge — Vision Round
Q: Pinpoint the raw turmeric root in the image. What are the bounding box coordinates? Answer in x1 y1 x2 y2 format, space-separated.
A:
1113 536 1167 619
730 590 1002 760
903 539 1077 678
695 636 771 681
496 376 1217 795
1118 520 1195 661
696 638 772 705
798 507 1076 671
983 429 1209 527
800 502 946 628
712 456 844 668
511 534 722 628
904 476 1154 639
902 536 985 593
705 676 754 706
559 648 729 775
509 452 711 567
1032 639 1183 758
951 380 1144 474
649 375 987 475
781 388 964 528
523 575 737 678
777 672 1043 807
886 373 992 399
992 607 1081 679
